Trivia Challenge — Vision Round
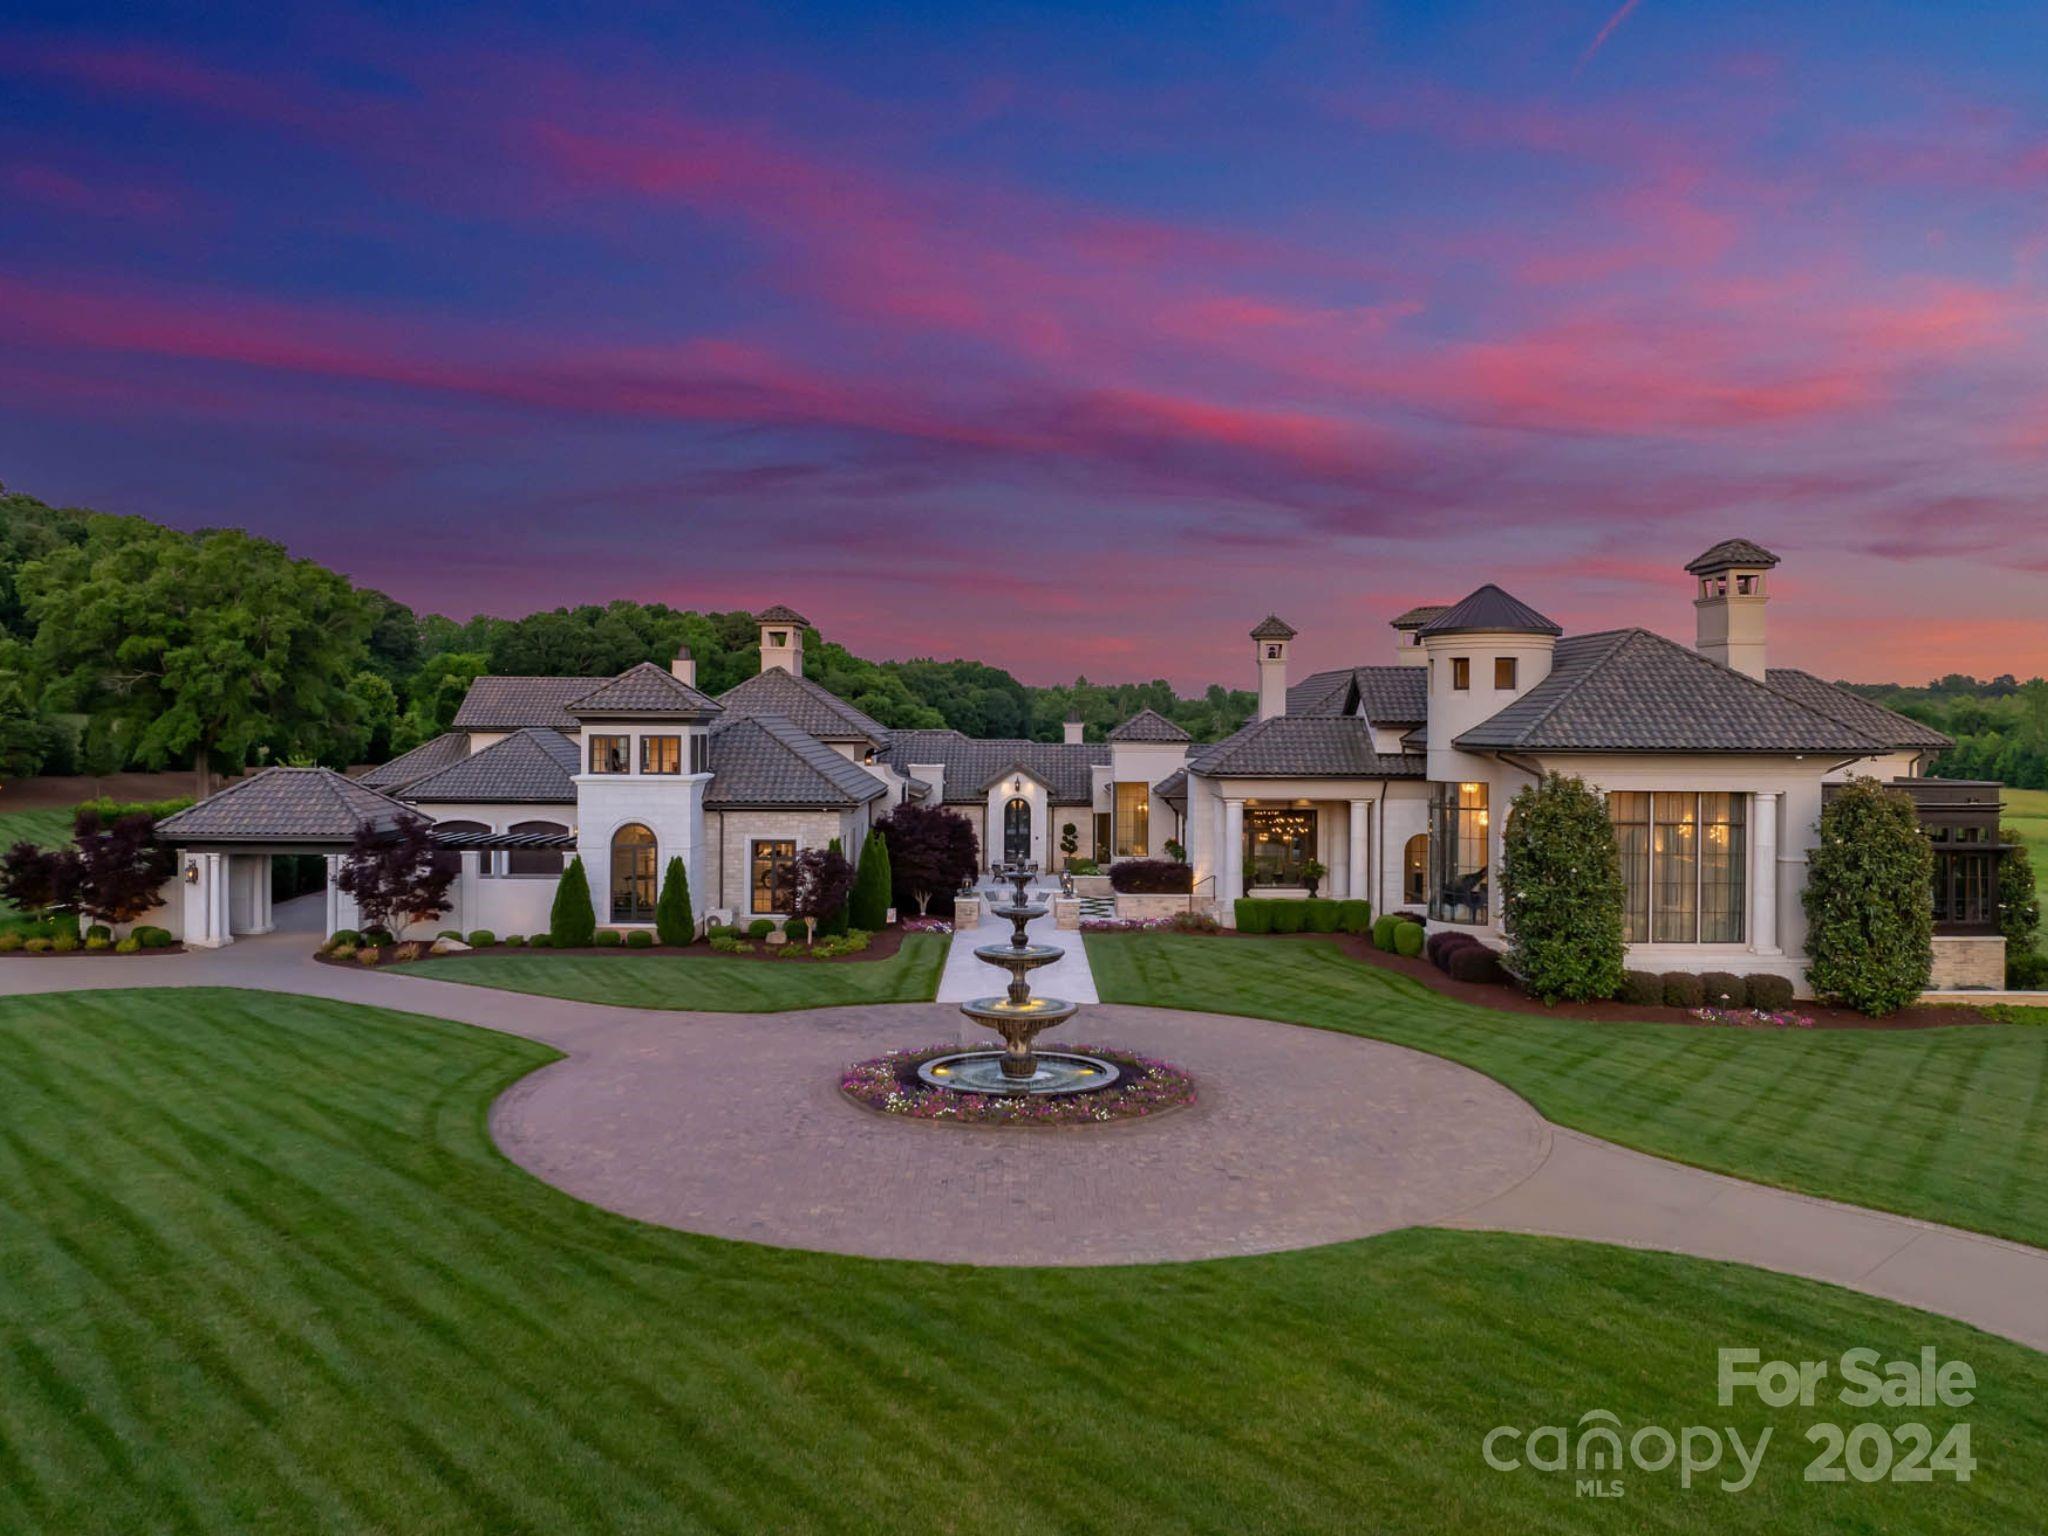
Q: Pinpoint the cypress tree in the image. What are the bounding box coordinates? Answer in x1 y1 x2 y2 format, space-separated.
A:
849 828 892 930
820 837 850 936
551 855 597 947
655 855 693 945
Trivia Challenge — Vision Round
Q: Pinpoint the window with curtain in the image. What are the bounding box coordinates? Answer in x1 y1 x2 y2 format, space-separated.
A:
1244 807 1318 887
1608 791 1746 944
1115 782 1149 857
609 823 657 922
506 820 566 876
751 839 795 914
1427 782 1489 923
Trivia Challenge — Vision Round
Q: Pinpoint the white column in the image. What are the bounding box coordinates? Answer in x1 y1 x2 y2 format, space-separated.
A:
1223 798 1245 903
209 852 233 946
1750 791 1780 954
1213 794 1228 896
325 855 340 938
1348 800 1368 906
247 857 274 935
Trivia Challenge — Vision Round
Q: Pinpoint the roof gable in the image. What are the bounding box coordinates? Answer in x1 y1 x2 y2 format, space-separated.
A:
1188 716 1425 779
157 767 416 842
879 730 1109 803
705 714 888 807
358 731 470 792
1108 707 1192 742
716 667 888 745
451 676 596 732
401 728 580 803
568 661 721 718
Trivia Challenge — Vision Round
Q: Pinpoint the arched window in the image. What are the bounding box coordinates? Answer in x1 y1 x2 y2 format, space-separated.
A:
1003 796 1031 864
507 820 568 877
433 819 488 878
610 823 657 923
1403 833 1428 907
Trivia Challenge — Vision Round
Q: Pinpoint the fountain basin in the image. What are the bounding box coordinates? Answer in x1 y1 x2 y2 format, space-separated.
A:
916 1049 1120 1096
958 994 1079 1029
972 942 1064 969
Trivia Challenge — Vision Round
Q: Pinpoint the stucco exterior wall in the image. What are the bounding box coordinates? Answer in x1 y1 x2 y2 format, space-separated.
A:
575 772 709 928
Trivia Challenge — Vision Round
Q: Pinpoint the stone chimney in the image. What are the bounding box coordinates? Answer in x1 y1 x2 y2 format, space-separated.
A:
1250 615 1297 721
670 645 696 687
1685 540 1779 681
1063 714 1085 745
755 604 809 677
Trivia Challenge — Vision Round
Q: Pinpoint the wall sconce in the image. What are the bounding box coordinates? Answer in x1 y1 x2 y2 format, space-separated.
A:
1011 777 1023 793
183 860 200 884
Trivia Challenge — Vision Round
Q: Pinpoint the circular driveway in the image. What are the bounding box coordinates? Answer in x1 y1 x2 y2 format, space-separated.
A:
489 1001 1550 1265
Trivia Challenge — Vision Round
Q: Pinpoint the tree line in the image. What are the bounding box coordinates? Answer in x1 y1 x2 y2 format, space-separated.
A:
1840 675 2048 789
0 487 1257 792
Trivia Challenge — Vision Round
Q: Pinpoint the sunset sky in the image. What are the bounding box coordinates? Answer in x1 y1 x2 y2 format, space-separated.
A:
4 1 2046 689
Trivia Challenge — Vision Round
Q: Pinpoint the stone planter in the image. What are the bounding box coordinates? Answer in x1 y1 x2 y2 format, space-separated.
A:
1071 874 1112 899
1115 892 1192 921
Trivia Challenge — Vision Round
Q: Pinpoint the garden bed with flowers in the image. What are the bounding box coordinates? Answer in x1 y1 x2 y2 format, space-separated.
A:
840 1043 1196 1126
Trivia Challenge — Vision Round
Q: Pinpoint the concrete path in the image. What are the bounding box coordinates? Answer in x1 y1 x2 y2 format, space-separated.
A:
935 878 1098 1004
3 901 2043 1351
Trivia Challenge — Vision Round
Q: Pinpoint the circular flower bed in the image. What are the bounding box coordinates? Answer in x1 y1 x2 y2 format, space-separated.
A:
841 1044 1196 1126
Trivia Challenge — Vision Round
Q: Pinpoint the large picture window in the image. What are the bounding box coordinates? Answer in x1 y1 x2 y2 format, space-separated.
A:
751 839 795 914
609 823 657 922
1115 782 1149 858
1608 791 1745 945
1428 782 1489 924
1244 807 1318 887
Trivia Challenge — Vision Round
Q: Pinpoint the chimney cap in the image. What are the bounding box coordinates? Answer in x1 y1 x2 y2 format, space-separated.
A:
1389 603 1450 631
1685 538 1780 577
1250 614 1298 641
755 603 810 627
675 643 693 659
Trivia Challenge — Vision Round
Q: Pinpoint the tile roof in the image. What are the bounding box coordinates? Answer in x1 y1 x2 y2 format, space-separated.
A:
1286 666 1357 717
1686 538 1780 575
1284 665 1428 725
1153 768 1189 803
1418 584 1561 638
401 729 582 803
451 676 598 732
1390 603 1450 629
716 667 889 745
358 731 470 791
880 730 1109 803
1764 669 1952 751
567 661 722 718
1188 717 1427 778
1249 614 1298 640
156 767 417 842
705 714 888 808
1107 707 1192 742
1452 630 1899 753
754 603 811 626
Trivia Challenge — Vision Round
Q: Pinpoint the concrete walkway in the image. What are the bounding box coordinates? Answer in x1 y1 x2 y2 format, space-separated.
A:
2 900 2043 1352
935 878 1098 1004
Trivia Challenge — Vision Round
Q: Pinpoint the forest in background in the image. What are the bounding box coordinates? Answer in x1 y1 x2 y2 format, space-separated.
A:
0 487 1255 789
1841 678 2048 789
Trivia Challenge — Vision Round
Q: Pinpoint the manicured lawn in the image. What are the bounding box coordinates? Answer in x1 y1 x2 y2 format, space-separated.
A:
2004 786 2048 950
1088 933 2048 1250
403 932 948 1010
1 986 2042 1534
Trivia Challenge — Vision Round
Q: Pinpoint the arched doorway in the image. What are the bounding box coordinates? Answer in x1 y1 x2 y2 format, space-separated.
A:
610 823 657 923
1003 797 1032 864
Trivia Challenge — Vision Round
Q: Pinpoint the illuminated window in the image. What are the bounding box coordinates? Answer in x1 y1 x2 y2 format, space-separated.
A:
589 735 628 774
1428 782 1489 924
640 735 681 774
1403 833 1428 906
1608 791 1744 944
1115 782 1149 857
1244 807 1318 887
751 839 795 914
610 823 657 922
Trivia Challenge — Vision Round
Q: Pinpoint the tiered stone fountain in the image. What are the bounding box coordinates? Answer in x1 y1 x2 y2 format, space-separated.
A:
916 863 1120 1096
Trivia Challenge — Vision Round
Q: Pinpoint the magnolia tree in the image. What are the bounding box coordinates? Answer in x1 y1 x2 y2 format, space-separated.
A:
1500 772 1627 1003
877 802 979 915
790 845 853 944
1803 777 1934 1017
336 817 455 937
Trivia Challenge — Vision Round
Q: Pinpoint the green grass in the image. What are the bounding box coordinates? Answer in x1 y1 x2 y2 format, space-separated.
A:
2 986 2043 1534
403 931 948 1010
2004 787 2048 950
1088 933 2048 1250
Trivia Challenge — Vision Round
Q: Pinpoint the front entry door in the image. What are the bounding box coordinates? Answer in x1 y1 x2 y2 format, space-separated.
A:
1003 797 1031 864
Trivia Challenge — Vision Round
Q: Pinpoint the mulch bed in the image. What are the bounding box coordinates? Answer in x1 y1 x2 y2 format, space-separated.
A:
317 926 915 968
1202 929 1993 1031
0 945 187 959
840 1043 1197 1126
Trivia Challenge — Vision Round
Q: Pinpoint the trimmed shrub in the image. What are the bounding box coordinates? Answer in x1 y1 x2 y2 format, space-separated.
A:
85 923 112 942
1336 900 1373 935
1699 971 1748 1008
1999 826 2041 958
1661 971 1704 1009
137 925 173 949
2007 948 2048 990
1110 859 1194 895
1392 921 1426 957
438 930 462 941
505 934 526 947
1619 970 1664 1008
550 856 597 948
1447 945 1505 985
1066 857 1101 876
748 918 776 940
784 916 808 940
527 934 552 948
1269 901 1307 934
1501 772 1627 1003
849 830 893 930
595 929 623 947
84 935 112 952
115 935 141 954
1803 777 1934 1016
1302 899 1341 933
1234 900 1273 934
626 929 655 948
1370 913 1400 951
1426 930 1479 971
1746 974 1796 1011
466 929 496 948
362 926 394 946
656 855 694 946
327 928 362 950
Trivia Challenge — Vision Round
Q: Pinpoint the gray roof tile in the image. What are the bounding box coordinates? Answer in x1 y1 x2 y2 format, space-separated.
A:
754 603 811 626
706 714 888 807
1188 717 1426 778
881 730 1109 803
1418 584 1561 637
716 667 888 744
402 729 581 803
358 732 470 791
1153 768 1189 803
1453 630 1894 753
1764 670 1952 751
1686 538 1780 575
157 767 416 842
1286 667 1357 717
451 676 597 732
1249 614 1298 640
1107 707 1192 742
568 661 722 718
1390 603 1450 629
1285 665 1427 725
